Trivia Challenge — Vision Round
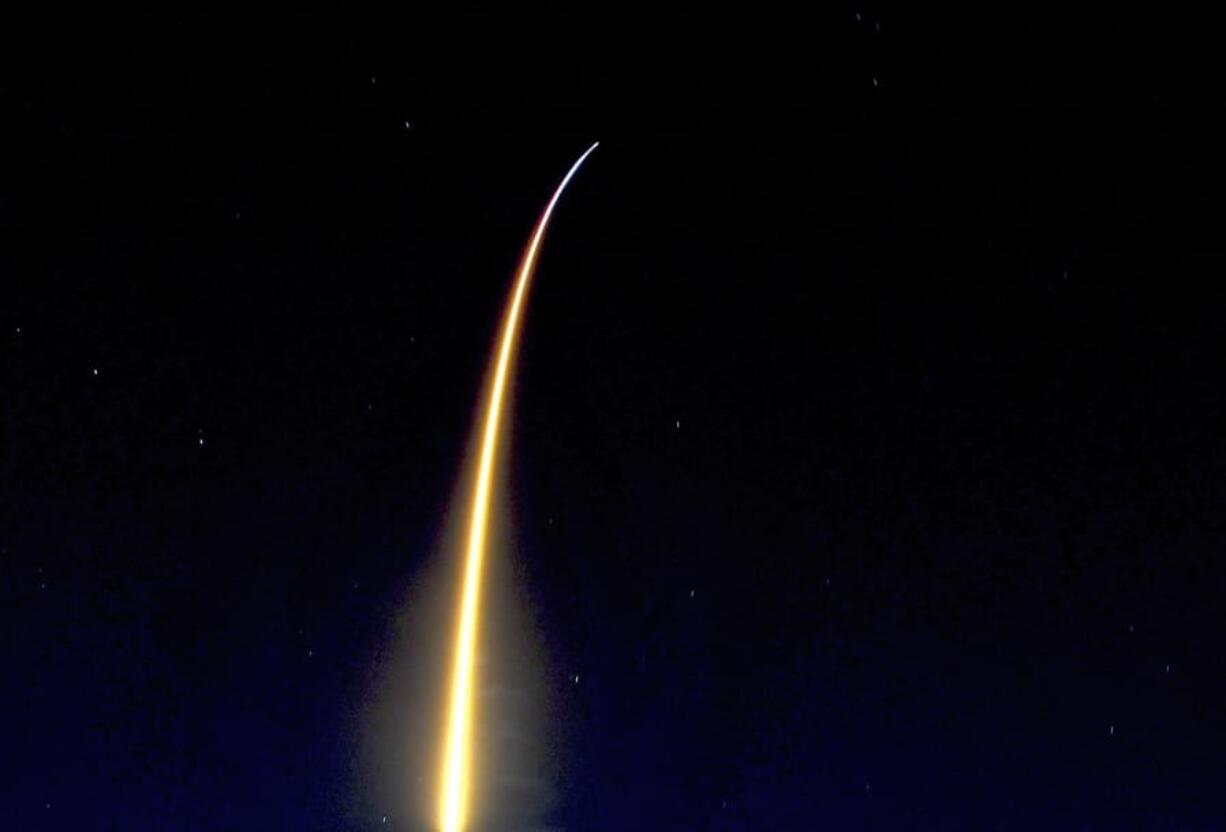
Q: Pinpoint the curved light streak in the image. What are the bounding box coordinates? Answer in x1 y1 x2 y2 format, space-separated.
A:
438 142 599 832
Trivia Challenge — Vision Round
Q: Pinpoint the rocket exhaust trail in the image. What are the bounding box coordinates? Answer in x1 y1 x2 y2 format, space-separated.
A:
438 142 599 832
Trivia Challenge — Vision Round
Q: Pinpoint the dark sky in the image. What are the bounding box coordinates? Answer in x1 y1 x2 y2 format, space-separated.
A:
5 5 1226 830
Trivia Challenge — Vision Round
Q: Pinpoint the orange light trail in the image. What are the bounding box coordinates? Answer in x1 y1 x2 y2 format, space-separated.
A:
438 142 599 832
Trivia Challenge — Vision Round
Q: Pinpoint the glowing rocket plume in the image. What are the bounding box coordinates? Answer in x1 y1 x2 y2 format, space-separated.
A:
438 142 599 832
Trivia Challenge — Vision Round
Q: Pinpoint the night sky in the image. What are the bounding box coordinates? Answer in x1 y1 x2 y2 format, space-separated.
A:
5 6 1226 830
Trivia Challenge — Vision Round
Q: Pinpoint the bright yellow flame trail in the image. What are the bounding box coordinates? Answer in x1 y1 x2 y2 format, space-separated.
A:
438 142 599 832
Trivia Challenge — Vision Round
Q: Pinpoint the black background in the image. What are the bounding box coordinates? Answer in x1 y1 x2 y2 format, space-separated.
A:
5 5 1226 829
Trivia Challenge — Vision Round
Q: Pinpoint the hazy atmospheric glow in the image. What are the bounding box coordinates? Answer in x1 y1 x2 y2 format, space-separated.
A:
438 143 599 832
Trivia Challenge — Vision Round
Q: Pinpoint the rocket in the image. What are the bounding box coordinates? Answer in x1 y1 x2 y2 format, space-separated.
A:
437 142 599 832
